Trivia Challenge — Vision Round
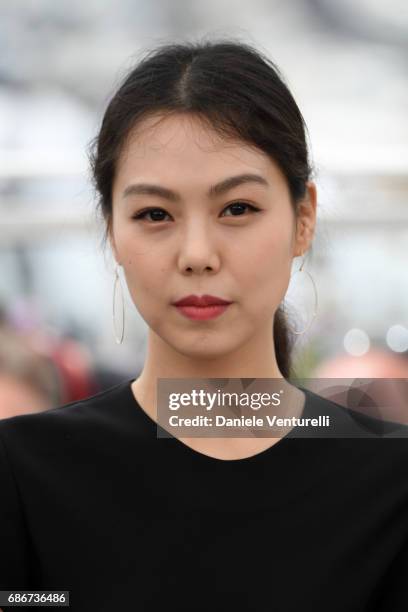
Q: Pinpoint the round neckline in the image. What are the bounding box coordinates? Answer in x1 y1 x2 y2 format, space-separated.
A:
125 378 313 464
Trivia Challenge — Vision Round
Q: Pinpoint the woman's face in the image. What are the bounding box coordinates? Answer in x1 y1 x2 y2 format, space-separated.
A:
110 112 316 360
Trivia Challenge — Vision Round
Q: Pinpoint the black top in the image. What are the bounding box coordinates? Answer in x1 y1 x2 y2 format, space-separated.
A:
0 378 408 612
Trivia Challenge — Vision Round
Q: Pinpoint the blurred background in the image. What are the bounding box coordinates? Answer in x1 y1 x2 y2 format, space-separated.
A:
1 0 407 418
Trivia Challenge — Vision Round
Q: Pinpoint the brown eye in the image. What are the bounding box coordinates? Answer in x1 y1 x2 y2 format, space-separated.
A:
222 202 261 217
132 201 261 223
132 208 170 222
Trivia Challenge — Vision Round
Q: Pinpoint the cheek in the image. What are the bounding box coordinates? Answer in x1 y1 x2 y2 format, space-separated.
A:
122 263 165 331
124 259 165 297
234 230 292 311
241 228 291 281
121 248 171 323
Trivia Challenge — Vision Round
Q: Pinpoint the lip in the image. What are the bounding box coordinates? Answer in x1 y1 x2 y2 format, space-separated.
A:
172 294 233 307
174 303 232 321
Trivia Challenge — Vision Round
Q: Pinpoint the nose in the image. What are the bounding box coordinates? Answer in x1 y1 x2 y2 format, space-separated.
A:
177 224 221 275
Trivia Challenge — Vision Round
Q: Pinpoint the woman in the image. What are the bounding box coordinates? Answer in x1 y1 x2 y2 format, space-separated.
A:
1 39 407 612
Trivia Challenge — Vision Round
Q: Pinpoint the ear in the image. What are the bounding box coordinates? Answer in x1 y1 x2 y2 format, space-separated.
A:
293 181 317 258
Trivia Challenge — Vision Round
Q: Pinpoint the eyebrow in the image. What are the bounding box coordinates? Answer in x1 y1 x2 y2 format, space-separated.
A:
122 173 269 202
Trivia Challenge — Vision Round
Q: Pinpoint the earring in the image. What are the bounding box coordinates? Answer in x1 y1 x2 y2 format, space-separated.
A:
283 253 318 335
112 263 125 344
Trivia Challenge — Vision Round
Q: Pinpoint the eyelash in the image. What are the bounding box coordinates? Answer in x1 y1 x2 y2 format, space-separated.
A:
132 201 261 223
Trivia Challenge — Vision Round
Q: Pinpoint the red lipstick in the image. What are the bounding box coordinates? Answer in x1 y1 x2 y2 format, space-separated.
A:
172 294 233 321
173 294 232 307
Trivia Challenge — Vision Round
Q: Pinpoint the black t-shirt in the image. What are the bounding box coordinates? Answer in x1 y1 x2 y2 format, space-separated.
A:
0 378 408 611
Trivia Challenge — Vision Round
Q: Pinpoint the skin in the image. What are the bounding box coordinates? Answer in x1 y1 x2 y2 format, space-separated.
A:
109 112 317 460
0 373 51 418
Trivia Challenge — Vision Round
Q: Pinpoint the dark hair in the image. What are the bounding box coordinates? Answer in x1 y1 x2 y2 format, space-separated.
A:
88 37 314 379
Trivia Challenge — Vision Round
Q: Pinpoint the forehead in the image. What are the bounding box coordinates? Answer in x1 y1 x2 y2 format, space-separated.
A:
115 113 280 185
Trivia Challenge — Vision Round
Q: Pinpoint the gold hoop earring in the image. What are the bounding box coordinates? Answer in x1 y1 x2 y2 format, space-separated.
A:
112 263 125 344
283 253 318 335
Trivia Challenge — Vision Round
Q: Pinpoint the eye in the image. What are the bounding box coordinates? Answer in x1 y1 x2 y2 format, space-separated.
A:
222 201 261 217
132 201 261 223
132 208 171 222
